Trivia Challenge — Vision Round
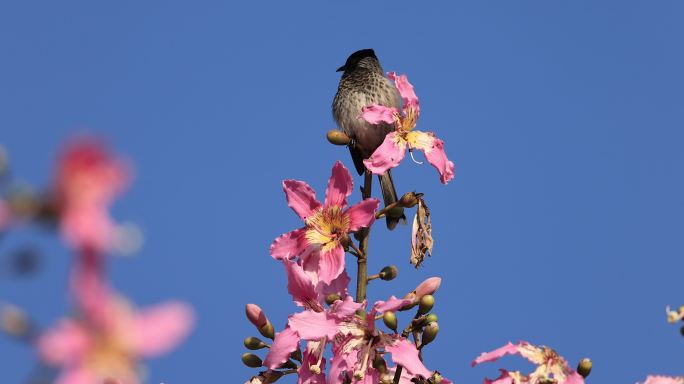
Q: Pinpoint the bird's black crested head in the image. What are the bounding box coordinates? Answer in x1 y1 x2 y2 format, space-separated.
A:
336 49 380 73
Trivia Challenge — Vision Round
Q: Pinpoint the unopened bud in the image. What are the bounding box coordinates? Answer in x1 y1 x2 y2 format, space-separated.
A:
422 322 439 346
327 130 351 146
372 355 388 374
241 353 263 368
379 265 398 281
418 295 434 315
245 304 268 328
244 337 267 350
415 277 441 298
325 293 341 305
258 321 275 339
0 305 30 337
280 360 298 369
399 192 420 208
423 313 438 325
577 358 592 378
383 311 397 332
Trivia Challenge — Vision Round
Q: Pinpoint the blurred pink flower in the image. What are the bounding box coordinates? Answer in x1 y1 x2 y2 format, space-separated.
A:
55 139 130 252
361 72 455 184
472 341 584 384
270 161 379 284
641 376 684 384
37 296 194 384
0 198 10 230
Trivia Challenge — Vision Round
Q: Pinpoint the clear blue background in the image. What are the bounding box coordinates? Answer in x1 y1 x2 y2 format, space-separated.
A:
1 1 682 383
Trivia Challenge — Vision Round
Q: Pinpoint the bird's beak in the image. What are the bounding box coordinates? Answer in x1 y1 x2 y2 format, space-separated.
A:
336 65 346 72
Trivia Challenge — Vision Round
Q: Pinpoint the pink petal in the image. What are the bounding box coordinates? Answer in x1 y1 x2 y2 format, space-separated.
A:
329 352 356 384
363 132 406 175
131 301 194 357
320 268 350 303
283 180 321 220
346 198 380 232
298 342 327 384
330 296 363 318
562 372 587 384
246 304 268 328
263 327 300 369
387 72 419 114
361 104 399 125
54 366 98 384
421 135 455 184
318 245 345 285
483 369 515 384
414 277 442 297
37 319 90 365
61 208 114 252
386 338 432 379
324 161 353 209
472 342 521 367
373 296 412 314
270 228 308 260
288 310 340 340
284 260 320 309
642 376 684 384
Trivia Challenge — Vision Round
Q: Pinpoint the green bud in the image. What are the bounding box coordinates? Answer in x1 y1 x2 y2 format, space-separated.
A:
258 320 275 339
577 358 592 378
379 265 398 281
418 294 434 315
383 311 398 332
241 353 263 368
327 130 351 146
325 293 341 305
424 313 438 325
280 360 298 369
372 354 388 374
399 192 420 208
244 336 267 350
422 322 439 346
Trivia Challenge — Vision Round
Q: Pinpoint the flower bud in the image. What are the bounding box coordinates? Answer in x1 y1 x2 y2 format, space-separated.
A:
422 322 439 346
327 130 351 146
383 311 397 332
372 355 388 374
280 360 298 369
0 305 30 338
379 265 398 281
241 353 263 368
423 313 438 325
258 321 275 339
418 295 434 315
577 358 592 378
415 277 441 298
399 192 420 208
244 336 268 350
325 293 341 305
245 304 268 328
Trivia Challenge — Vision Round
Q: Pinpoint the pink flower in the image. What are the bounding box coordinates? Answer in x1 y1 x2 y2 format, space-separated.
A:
270 161 379 284
640 376 684 384
361 72 455 184
55 139 130 252
472 341 585 384
37 295 194 384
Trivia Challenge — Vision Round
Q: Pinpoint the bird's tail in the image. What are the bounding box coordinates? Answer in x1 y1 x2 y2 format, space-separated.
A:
378 170 406 230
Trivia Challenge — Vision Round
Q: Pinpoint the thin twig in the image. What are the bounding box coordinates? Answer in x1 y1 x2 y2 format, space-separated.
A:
355 170 373 303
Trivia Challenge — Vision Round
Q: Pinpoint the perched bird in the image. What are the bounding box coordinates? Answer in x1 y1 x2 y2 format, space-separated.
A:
332 49 405 229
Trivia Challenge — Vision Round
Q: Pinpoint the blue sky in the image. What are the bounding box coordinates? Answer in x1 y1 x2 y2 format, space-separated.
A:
1 1 683 383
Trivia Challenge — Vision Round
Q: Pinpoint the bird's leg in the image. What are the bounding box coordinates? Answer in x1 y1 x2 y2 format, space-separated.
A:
355 170 373 303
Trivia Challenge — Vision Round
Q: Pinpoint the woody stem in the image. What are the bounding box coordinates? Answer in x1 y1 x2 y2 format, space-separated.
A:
355 170 373 303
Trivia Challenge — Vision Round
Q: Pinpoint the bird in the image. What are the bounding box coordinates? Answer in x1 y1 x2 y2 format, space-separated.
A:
332 48 405 229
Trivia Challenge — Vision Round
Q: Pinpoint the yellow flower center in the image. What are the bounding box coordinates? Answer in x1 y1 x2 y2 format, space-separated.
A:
305 206 350 253
87 332 137 382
